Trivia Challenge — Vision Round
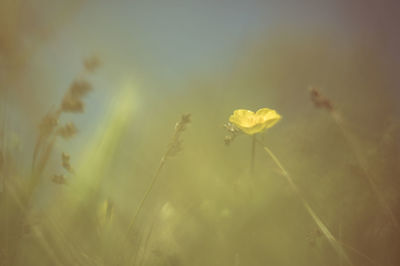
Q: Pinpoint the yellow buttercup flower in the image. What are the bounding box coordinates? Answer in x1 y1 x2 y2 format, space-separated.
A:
229 108 281 135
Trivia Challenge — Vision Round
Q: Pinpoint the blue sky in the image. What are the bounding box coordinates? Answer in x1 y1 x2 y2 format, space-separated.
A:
3 0 400 163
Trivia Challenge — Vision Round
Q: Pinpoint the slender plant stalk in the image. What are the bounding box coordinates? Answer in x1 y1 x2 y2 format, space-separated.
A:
331 111 399 231
117 114 190 266
261 142 354 266
310 87 399 231
116 158 166 266
251 135 256 175
136 215 158 266
127 156 166 239
31 226 64 266
336 239 380 266
124 114 190 238
28 136 57 198
339 221 343 266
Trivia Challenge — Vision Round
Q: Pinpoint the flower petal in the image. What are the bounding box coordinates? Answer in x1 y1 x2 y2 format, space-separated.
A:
229 108 281 135
262 109 282 128
240 123 266 135
229 109 256 128
255 108 273 117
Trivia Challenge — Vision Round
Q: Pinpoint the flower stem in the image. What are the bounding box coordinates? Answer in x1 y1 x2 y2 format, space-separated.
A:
259 141 354 266
251 135 256 175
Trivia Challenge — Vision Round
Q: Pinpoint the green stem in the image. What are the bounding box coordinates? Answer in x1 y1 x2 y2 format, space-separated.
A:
251 135 256 175
117 156 167 265
260 141 354 266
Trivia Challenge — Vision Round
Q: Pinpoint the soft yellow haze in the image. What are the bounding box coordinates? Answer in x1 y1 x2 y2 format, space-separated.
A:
1 1 400 266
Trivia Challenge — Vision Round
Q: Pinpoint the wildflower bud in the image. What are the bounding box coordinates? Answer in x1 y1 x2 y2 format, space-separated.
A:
224 122 240 134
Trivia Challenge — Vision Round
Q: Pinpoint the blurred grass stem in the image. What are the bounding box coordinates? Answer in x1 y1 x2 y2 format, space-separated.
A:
118 114 190 265
260 141 354 266
127 156 165 239
331 111 400 231
251 135 256 175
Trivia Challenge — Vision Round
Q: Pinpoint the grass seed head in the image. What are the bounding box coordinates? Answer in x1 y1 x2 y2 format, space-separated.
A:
309 87 334 111
57 122 78 139
51 174 68 185
61 80 92 113
84 55 102 73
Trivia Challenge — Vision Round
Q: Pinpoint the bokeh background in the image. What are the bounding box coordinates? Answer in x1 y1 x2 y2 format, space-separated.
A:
1 0 400 265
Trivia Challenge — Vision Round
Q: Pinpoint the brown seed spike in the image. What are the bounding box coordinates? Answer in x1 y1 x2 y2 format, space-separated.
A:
51 174 67 185
60 80 92 113
38 111 59 136
309 87 334 112
57 122 78 139
62 152 70 162
61 152 74 173
84 55 102 73
69 80 92 97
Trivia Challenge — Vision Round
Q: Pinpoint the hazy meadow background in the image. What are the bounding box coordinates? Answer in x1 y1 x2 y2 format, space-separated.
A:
1 0 400 265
